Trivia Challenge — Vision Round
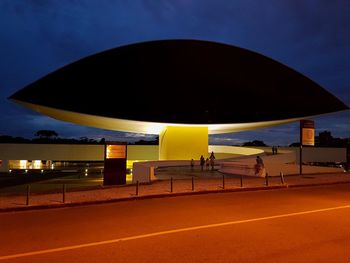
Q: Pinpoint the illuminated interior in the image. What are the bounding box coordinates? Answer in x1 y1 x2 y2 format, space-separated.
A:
19 160 27 169
9 160 49 169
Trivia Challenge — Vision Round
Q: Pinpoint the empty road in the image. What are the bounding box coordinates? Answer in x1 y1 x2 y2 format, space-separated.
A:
1 184 350 262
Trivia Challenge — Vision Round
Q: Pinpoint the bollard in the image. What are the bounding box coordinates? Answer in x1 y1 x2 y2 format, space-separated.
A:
62 184 66 203
136 180 139 196
280 172 285 185
222 174 225 189
26 184 30 206
265 173 269 186
170 177 173 193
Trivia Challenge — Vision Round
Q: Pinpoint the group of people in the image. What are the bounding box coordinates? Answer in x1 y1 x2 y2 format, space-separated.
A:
191 151 216 171
190 152 265 176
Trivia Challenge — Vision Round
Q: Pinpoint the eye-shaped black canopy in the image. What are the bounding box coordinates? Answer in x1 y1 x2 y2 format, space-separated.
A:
10 39 348 127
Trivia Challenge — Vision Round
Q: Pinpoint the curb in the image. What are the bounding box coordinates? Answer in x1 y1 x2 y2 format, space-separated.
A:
1 181 350 213
0 185 286 213
287 180 350 188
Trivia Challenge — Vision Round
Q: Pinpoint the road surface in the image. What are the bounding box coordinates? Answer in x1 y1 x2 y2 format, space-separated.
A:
1 184 350 262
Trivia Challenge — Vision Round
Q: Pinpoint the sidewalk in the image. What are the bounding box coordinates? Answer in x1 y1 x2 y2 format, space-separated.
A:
1 172 350 212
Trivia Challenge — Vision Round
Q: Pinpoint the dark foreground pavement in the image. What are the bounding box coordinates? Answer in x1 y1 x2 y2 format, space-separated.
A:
1 183 350 262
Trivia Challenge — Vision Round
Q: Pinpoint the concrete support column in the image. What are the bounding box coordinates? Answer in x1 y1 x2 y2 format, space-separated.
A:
159 126 208 160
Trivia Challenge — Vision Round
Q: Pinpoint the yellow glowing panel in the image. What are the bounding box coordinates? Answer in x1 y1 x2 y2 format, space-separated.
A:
159 126 208 160
106 145 126 159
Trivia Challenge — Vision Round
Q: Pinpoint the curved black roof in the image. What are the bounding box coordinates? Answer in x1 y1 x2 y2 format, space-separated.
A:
10 39 348 124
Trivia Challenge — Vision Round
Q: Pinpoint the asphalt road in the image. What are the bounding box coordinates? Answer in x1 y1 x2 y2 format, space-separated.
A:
1 184 350 262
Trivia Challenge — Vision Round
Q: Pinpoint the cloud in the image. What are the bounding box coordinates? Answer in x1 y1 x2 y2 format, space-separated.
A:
209 136 245 145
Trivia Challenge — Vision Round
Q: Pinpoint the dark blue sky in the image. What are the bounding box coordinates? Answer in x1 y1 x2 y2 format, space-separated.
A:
0 0 349 145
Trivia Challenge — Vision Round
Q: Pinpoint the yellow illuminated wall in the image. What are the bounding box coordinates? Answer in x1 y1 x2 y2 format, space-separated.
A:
159 126 208 160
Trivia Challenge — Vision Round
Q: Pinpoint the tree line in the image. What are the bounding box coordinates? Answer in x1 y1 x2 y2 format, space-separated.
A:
241 131 349 148
0 130 348 147
0 130 105 144
0 130 159 145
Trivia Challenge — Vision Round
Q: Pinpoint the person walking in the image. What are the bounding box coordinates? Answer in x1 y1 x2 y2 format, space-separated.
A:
209 151 216 170
200 155 205 171
190 159 195 171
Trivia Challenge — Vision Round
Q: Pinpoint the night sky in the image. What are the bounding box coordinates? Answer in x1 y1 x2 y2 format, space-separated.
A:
0 0 349 146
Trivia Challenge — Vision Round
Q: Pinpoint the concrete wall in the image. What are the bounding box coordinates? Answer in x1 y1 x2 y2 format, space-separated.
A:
0 144 346 173
0 144 104 161
0 144 160 172
246 146 347 163
127 145 158 160
295 147 347 163
209 145 264 158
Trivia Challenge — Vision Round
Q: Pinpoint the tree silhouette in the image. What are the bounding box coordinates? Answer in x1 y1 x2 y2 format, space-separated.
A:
242 140 267 147
34 130 58 139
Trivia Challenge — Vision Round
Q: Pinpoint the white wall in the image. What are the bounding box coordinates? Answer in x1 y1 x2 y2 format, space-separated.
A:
245 146 347 163
0 144 160 172
0 144 104 161
296 147 347 163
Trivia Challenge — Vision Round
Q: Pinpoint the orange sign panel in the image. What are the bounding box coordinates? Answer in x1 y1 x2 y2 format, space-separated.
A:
302 128 314 146
300 120 315 146
106 145 126 159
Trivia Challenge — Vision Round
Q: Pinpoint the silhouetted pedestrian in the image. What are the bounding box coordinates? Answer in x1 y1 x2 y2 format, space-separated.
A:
205 158 210 170
200 155 205 171
209 151 215 170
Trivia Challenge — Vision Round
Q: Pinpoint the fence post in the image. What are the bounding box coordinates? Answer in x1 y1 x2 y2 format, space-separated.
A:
280 172 285 185
265 173 269 186
62 184 66 203
26 184 30 206
222 174 225 189
170 177 173 193
192 176 194 191
240 174 243 188
136 180 139 196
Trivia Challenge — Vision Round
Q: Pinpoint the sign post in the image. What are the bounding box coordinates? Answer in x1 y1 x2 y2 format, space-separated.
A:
299 120 315 175
104 142 127 185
